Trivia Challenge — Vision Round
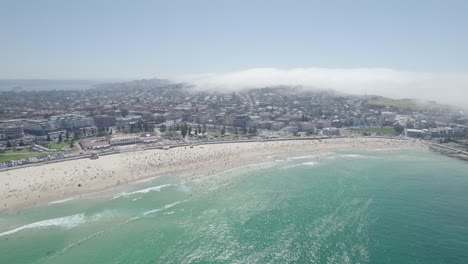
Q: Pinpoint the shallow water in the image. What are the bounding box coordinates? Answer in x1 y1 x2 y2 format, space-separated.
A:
1 149 468 263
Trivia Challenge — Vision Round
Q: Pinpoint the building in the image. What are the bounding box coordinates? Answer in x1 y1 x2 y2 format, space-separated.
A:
93 115 117 129
299 122 316 132
281 125 299 133
79 137 111 150
381 111 396 121
53 114 95 129
271 122 285 130
322 127 340 136
23 119 56 136
109 136 142 146
169 131 182 140
0 122 24 140
257 121 272 130
246 116 260 128
233 115 251 128
406 129 424 138
315 120 332 129
116 115 142 124
141 134 161 143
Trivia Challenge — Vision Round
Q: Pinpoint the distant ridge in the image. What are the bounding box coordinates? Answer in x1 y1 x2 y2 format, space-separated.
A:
94 78 173 90
0 79 107 91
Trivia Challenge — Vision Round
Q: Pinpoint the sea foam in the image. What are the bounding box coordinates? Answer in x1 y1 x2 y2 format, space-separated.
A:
0 214 88 237
112 184 172 199
302 161 318 166
48 197 75 205
289 155 318 160
143 200 190 216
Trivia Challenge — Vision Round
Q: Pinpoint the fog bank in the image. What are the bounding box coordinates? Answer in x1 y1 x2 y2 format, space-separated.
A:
177 68 468 108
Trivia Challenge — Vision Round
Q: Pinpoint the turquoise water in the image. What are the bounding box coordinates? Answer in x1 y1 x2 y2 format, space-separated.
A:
1 149 468 263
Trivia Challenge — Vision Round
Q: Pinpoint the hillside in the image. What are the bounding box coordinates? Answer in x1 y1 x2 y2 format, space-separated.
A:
364 96 453 112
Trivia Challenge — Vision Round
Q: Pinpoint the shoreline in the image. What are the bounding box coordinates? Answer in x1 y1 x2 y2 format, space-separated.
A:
0 137 427 213
0 136 402 172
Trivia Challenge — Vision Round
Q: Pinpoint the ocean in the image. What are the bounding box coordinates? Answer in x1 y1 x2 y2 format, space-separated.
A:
1 149 467 264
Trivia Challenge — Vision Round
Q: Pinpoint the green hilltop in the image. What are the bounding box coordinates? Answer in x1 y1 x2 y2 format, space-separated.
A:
363 96 453 112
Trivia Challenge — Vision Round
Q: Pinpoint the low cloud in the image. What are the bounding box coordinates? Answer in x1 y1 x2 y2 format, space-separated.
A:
177 68 468 108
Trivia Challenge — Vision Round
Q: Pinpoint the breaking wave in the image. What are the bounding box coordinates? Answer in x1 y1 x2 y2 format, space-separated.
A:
113 184 173 199
0 213 96 237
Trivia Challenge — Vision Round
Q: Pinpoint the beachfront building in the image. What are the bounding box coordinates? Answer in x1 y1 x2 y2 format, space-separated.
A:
141 134 161 143
406 129 424 138
281 125 299 133
271 122 285 130
299 122 316 132
23 119 56 136
109 135 142 146
0 122 24 140
169 131 182 140
233 115 251 128
79 137 111 150
315 120 332 129
322 127 340 136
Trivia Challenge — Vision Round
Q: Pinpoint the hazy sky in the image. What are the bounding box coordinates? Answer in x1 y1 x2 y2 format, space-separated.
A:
1 0 468 106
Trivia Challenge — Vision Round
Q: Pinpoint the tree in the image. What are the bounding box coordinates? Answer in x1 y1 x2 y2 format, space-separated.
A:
160 124 167 133
6 141 12 148
120 108 129 117
202 124 207 134
109 128 113 135
70 140 74 149
19 140 25 146
221 126 226 135
58 133 63 143
188 126 192 136
47 134 51 142
181 123 188 138
393 123 404 134
65 130 70 139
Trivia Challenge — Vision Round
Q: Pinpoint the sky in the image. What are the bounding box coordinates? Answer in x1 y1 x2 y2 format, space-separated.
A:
1 0 468 106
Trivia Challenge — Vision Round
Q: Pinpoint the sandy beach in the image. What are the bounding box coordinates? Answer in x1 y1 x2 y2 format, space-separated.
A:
0 137 426 212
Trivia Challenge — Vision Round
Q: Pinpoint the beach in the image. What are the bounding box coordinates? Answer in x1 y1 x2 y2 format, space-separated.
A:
0 137 426 212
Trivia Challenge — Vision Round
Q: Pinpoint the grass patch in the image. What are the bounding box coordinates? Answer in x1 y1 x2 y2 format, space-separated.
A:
46 141 78 152
356 127 397 135
47 141 70 150
365 96 453 111
3 148 31 154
